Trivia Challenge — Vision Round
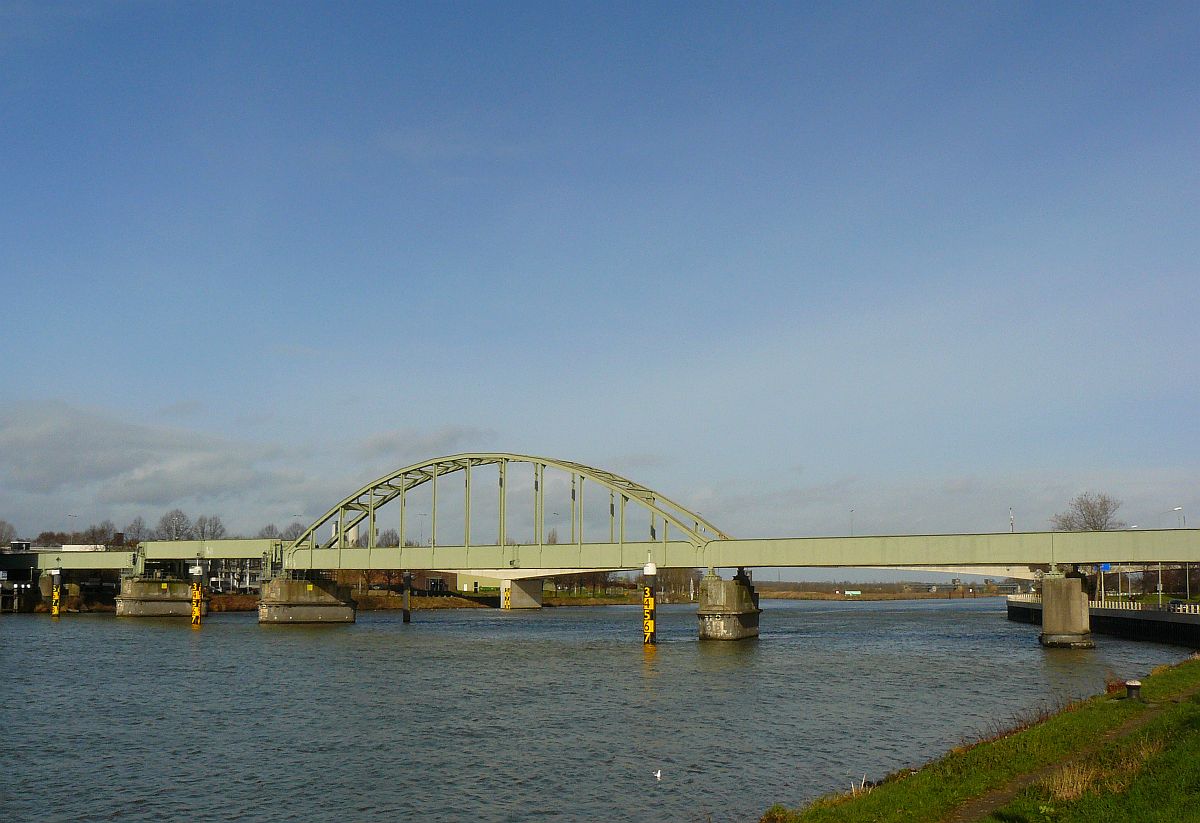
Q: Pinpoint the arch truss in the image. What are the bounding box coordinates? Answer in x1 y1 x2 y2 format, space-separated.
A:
284 453 730 565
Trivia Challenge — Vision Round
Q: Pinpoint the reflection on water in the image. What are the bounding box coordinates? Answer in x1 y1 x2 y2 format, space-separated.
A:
1 598 1187 822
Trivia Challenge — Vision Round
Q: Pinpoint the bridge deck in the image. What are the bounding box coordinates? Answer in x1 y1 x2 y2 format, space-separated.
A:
2 530 1195 574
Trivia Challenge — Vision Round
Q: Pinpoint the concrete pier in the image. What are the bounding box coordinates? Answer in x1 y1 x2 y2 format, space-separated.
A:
258 578 357 623
116 577 208 618
501 578 543 609
1037 575 1094 648
697 568 761 640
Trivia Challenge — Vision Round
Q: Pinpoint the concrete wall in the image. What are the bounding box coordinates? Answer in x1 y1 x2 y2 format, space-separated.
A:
501 578 543 609
1039 576 1093 648
115 578 206 618
258 578 356 623
1007 596 1200 649
697 575 760 640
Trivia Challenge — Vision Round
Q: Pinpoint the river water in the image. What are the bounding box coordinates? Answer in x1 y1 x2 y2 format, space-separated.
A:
0 598 1188 822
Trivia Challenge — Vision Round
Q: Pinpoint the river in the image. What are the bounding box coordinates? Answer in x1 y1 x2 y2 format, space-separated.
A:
0 598 1188 822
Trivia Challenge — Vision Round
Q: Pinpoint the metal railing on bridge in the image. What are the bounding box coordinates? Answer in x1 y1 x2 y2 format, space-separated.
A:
1007 593 1200 615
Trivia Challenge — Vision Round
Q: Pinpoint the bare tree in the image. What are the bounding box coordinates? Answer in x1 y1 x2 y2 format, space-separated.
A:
156 509 193 540
257 523 280 539
84 519 116 546
377 528 400 547
0 519 17 545
1050 492 1126 531
281 521 305 541
194 515 227 540
546 527 558 545
124 516 149 544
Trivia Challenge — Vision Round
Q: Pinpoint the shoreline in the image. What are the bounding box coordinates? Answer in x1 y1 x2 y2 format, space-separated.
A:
761 654 1200 822
758 590 1003 602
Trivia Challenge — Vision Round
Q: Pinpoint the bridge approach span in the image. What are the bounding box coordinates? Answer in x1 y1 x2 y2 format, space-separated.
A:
281 530 1199 572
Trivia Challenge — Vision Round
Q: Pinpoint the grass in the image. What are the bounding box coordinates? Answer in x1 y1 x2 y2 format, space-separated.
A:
761 657 1200 823
986 695 1200 822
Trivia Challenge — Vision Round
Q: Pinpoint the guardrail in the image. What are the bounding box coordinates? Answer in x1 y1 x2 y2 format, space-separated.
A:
1006 593 1200 614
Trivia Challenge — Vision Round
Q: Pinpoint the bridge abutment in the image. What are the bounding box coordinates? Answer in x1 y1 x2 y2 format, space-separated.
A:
501 578 543 609
258 577 357 623
116 576 208 618
697 568 761 640
1039 574 1094 648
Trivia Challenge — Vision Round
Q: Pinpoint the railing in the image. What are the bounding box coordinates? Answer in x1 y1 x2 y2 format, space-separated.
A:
1007 593 1041 604
1007 593 1200 615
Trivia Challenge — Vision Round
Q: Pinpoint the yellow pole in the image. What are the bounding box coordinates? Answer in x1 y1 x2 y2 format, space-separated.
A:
50 569 62 618
190 581 202 628
642 562 657 645
190 562 203 628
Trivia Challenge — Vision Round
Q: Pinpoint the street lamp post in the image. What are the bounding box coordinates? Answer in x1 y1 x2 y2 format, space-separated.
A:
850 509 855 537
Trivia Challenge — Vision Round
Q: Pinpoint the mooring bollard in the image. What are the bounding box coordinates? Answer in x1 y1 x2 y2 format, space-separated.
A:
1125 680 1142 700
643 561 657 646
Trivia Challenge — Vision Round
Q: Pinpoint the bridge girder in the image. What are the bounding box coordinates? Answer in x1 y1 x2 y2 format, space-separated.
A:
283 453 730 569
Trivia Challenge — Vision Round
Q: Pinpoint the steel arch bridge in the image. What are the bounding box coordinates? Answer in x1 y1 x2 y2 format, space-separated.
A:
271 452 1200 579
282 453 731 575
19 452 1196 579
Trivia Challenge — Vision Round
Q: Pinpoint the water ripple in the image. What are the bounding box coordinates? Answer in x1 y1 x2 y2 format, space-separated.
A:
1 601 1187 822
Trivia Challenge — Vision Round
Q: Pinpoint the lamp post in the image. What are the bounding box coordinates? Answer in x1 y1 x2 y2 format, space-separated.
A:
849 509 855 537
1174 506 1186 528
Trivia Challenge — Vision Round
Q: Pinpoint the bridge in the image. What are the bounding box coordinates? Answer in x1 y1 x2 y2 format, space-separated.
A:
3 453 1198 643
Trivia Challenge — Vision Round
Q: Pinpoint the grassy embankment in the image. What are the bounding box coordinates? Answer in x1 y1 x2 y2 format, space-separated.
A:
761 657 1200 823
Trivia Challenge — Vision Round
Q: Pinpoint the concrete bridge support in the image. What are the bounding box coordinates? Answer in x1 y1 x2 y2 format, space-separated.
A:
1039 574 1094 648
116 577 207 618
501 578 543 609
258 577 357 623
697 568 761 640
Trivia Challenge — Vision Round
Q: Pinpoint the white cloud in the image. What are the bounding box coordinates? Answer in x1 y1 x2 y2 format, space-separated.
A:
0 403 303 535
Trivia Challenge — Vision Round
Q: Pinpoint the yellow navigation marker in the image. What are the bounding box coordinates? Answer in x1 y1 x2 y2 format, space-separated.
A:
190 578 203 628
642 561 657 645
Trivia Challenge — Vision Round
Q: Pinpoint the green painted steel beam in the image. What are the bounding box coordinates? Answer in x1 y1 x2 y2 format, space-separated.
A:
0 551 137 571
4 529 1198 574
282 529 1200 571
284 540 694 571
139 539 281 561
705 530 1200 568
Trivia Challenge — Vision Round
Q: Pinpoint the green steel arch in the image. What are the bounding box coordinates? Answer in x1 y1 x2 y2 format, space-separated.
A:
284 453 730 564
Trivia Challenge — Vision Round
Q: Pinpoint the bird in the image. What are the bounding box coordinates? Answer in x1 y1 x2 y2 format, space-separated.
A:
653 769 662 781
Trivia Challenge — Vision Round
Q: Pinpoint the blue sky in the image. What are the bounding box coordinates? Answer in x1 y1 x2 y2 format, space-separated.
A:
1 2 1197 554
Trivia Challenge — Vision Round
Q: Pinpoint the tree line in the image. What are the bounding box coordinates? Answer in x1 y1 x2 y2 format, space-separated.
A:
0 510 309 548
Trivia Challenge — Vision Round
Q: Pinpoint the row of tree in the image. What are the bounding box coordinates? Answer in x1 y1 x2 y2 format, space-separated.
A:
2 511 310 547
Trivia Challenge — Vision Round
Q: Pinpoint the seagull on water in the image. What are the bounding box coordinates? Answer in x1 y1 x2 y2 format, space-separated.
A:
653 769 662 781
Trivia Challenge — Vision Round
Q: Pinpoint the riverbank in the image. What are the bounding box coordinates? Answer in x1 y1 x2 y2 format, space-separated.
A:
761 655 1200 822
758 590 1001 602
